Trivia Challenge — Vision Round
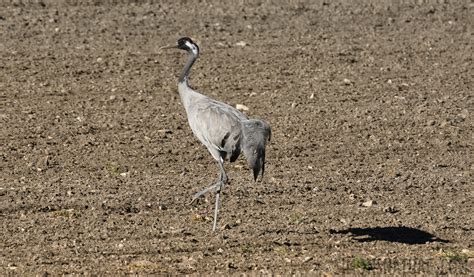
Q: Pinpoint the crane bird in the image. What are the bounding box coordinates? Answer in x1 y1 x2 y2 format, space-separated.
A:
162 37 271 231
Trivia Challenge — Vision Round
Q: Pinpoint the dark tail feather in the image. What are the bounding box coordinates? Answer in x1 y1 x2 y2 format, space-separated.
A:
252 150 266 181
242 119 271 182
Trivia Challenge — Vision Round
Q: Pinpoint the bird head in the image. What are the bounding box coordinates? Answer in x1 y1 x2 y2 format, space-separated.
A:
161 37 199 56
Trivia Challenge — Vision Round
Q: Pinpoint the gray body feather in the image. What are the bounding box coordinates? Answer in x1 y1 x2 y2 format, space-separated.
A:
179 83 271 181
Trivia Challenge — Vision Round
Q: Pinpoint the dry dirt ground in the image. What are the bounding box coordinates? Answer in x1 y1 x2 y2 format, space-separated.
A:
1 0 473 275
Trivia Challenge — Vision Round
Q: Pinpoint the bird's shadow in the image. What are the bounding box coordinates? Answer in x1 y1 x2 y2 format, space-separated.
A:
330 226 449 245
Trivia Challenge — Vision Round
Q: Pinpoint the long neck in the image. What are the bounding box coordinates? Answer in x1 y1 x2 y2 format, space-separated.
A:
178 51 198 85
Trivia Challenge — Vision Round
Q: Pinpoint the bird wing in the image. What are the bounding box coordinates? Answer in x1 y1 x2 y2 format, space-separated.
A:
189 98 246 162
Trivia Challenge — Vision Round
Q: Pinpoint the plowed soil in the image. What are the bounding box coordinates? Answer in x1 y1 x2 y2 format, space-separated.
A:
1 0 472 275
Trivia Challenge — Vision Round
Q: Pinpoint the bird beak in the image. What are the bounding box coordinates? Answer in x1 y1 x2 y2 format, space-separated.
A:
160 45 178 50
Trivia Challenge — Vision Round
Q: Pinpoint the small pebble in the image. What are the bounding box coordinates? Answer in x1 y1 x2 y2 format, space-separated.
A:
362 200 374 207
235 41 247 47
457 109 468 120
158 129 172 134
236 104 249 111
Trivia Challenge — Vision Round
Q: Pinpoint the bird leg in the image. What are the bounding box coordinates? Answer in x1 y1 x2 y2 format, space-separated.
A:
213 191 220 231
190 160 228 204
212 160 227 231
189 181 219 204
190 160 228 231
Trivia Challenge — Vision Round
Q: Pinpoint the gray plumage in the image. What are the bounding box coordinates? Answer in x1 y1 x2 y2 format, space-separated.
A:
162 37 271 231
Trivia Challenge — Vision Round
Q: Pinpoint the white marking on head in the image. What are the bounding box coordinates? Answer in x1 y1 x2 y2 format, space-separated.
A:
185 40 199 55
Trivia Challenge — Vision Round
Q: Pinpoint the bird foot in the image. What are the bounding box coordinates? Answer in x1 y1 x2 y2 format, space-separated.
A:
189 182 221 205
